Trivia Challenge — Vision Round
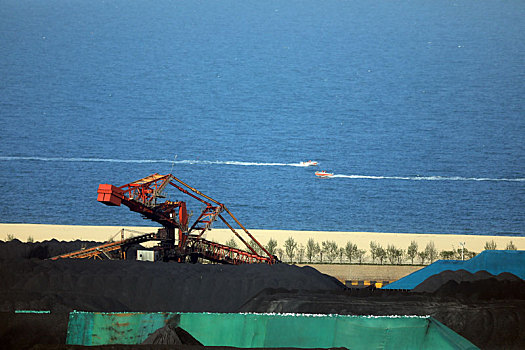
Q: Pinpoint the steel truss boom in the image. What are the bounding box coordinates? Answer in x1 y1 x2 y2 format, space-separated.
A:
50 230 158 260
96 173 278 264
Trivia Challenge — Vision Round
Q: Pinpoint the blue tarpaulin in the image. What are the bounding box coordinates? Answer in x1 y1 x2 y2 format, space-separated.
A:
384 250 525 290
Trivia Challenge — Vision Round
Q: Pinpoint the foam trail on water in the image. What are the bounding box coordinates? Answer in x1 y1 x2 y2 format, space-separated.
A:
2 157 523 181
332 174 525 182
178 159 293 166
0 156 304 167
0 156 169 164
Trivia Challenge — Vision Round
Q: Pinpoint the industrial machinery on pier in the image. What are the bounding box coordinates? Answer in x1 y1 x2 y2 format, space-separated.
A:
52 173 278 265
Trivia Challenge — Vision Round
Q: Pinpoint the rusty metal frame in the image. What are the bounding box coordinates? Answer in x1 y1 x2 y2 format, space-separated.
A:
95 173 278 264
50 231 158 260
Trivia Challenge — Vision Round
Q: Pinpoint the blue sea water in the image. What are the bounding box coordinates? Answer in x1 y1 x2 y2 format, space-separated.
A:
0 0 524 236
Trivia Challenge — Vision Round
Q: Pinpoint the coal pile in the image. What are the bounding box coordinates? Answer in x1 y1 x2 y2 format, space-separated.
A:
413 269 523 294
238 271 525 349
141 315 202 346
0 239 344 313
0 239 100 261
0 239 344 349
2 239 525 349
0 312 69 350
0 239 144 261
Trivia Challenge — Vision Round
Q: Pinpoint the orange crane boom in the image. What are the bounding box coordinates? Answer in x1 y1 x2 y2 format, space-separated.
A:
95 173 278 264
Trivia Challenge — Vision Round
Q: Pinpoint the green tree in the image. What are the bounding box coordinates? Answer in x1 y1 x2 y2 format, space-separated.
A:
369 241 379 263
297 244 305 263
440 250 455 260
249 239 264 255
506 241 517 250
225 237 238 249
27 236 34 243
376 246 387 264
356 249 366 264
339 247 345 263
6 234 15 241
388 247 405 265
425 241 438 263
322 240 339 263
306 238 320 263
484 240 497 250
387 244 398 264
455 246 477 260
466 251 477 259
396 249 405 264
284 236 298 263
407 241 418 265
455 246 465 260
277 248 284 261
344 241 358 263
266 238 278 255
418 251 428 265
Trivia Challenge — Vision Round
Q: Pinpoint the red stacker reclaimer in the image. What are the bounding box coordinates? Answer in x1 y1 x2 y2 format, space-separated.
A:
94 173 278 265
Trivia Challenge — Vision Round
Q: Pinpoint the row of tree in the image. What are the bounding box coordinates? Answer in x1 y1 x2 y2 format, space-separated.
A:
225 237 518 265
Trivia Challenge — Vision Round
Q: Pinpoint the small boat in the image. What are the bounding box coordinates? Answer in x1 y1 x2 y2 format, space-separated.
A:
299 160 318 167
315 171 334 178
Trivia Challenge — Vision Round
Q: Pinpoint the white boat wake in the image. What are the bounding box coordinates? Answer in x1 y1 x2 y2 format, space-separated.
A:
331 174 524 182
1 156 523 182
0 156 309 167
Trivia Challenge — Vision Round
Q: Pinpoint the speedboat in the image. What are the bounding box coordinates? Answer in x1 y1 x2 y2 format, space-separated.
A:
299 160 318 167
315 171 334 178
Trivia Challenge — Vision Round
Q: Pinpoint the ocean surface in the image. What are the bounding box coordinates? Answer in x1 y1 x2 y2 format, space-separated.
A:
1 0 524 236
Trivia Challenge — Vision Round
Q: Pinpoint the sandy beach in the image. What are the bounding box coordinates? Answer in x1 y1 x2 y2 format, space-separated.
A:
207 228 525 255
1 223 523 258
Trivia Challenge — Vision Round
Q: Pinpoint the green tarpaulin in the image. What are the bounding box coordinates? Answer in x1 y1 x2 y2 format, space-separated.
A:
66 311 478 349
